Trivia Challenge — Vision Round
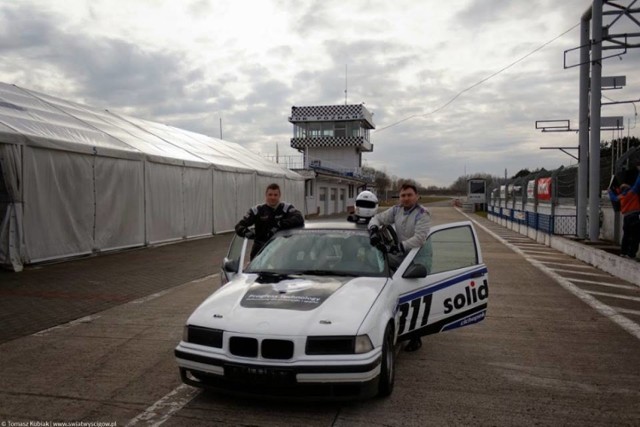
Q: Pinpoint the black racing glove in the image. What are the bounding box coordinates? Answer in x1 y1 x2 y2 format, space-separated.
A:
244 228 256 239
236 226 247 237
369 226 382 248
266 226 278 239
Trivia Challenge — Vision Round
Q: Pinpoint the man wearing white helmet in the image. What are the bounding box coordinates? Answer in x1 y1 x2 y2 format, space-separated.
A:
350 190 379 223
368 182 431 352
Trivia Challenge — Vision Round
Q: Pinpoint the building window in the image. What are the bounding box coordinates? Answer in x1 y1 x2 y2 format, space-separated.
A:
309 123 322 138
348 185 354 198
305 180 314 197
335 123 346 138
348 121 361 137
295 123 307 138
322 122 334 137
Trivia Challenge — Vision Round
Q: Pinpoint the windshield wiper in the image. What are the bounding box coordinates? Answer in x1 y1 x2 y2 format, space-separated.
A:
296 270 358 277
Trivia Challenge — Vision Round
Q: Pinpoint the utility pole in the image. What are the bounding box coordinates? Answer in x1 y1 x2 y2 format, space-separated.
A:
588 0 603 242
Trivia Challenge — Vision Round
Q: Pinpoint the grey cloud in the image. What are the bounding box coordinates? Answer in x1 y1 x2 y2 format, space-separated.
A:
455 0 545 28
0 5 55 50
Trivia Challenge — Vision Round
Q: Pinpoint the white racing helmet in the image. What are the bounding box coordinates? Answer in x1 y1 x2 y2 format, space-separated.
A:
355 190 379 219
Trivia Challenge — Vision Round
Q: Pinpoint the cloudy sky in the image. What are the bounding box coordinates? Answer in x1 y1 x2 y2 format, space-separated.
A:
1 0 638 187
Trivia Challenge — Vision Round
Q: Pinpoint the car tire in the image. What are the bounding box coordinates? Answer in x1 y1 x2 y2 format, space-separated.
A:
377 323 395 397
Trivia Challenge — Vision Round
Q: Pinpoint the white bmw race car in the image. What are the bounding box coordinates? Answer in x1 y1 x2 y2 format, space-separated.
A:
175 220 489 399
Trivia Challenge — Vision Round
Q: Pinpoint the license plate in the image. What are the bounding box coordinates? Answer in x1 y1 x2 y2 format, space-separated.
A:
225 364 295 384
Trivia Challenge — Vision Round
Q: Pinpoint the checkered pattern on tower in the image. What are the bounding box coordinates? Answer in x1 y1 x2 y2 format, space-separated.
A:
291 136 373 151
290 105 361 118
289 104 375 128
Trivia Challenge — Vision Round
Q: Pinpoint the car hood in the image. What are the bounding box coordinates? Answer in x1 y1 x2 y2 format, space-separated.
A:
187 274 388 336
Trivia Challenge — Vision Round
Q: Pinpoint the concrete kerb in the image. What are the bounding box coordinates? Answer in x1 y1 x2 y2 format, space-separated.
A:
481 211 640 288
548 235 640 288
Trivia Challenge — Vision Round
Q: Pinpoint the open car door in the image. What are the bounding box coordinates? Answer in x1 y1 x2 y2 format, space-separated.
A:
220 234 251 286
392 221 488 341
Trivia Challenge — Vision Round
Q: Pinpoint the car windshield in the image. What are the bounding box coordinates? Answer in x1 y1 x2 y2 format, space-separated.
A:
246 230 386 277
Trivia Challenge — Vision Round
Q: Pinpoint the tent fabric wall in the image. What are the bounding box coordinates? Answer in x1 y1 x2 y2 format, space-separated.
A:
213 170 238 233
0 143 24 270
23 147 94 262
285 178 306 215
145 162 185 244
236 172 256 224
95 157 144 250
184 167 213 238
0 82 304 271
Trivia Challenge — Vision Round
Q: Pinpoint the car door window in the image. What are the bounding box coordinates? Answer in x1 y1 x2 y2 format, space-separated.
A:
412 225 477 274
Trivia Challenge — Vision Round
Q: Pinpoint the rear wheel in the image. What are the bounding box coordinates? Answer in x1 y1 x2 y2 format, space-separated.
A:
377 323 395 397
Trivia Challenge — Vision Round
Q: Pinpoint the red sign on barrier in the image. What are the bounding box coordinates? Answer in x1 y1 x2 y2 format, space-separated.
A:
537 178 552 200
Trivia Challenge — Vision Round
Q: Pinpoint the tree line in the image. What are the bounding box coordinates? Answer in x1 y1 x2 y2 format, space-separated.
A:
364 136 639 198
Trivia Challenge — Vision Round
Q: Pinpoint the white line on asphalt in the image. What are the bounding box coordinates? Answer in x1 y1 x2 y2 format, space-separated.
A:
459 210 640 341
547 268 612 277
33 314 102 336
519 250 557 255
537 261 594 269
130 274 219 305
568 278 637 290
126 383 200 427
584 290 640 302
32 274 220 337
613 306 640 316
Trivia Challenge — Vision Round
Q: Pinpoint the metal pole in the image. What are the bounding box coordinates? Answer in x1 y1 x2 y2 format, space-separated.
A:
577 10 591 239
589 0 603 241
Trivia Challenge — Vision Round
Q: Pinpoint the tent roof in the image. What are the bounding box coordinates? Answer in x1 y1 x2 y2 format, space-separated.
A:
0 82 301 178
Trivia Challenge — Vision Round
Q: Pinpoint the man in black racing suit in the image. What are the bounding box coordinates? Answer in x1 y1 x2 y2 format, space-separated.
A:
235 183 305 260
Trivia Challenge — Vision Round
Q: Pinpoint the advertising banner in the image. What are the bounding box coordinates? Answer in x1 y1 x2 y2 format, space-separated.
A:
527 180 535 200
537 178 552 201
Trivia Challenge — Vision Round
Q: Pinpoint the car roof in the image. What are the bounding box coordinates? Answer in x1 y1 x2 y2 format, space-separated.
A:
301 221 369 231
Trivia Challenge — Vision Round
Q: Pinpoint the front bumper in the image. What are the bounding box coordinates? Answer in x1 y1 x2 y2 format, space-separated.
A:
175 345 382 400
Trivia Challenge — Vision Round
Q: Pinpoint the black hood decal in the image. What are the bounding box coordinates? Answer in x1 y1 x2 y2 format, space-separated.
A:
240 276 351 311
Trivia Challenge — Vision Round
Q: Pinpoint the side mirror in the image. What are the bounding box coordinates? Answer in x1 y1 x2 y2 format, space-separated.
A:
223 258 239 273
402 263 428 279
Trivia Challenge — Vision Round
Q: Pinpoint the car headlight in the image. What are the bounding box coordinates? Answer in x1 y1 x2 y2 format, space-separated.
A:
354 335 374 354
305 335 373 355
183 325 223 348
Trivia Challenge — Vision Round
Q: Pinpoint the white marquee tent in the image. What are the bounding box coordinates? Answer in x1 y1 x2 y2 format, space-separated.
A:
0 83 304 272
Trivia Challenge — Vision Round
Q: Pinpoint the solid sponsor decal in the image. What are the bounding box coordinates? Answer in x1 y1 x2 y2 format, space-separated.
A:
443 279 489 314
397 272 489 337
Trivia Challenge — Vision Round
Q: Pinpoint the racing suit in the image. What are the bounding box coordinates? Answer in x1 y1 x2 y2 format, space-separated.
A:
368 203 431 251
235 202 304 259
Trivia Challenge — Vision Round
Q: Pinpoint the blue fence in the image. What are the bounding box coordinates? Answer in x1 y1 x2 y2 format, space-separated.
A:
489 206 577 236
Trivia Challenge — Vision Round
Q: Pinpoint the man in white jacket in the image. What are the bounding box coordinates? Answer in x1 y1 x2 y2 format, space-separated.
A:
368 183 431 252
368 182 431 351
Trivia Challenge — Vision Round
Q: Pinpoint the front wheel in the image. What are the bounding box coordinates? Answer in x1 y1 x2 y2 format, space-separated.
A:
377 323 396 397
